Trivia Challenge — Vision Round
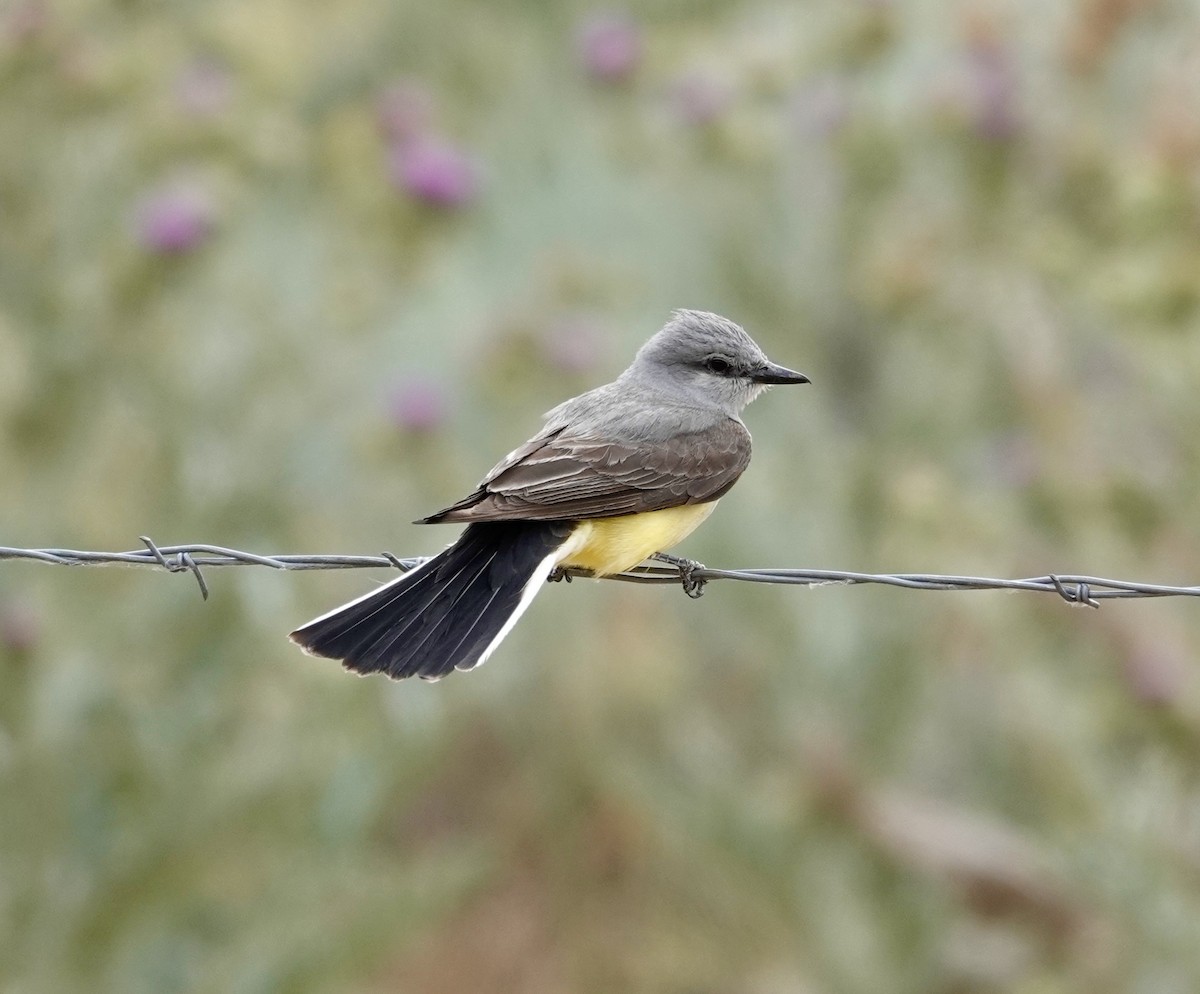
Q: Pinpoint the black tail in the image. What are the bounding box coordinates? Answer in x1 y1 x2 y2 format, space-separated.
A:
289 521 572 681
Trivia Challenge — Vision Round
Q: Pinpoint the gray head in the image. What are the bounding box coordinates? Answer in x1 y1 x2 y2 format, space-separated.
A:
622 309 809 416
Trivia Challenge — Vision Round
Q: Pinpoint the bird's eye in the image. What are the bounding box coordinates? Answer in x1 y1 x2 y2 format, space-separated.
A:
705 356 732 375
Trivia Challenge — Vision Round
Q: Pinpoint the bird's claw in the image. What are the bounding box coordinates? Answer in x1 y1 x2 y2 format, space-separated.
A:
652 552 708 599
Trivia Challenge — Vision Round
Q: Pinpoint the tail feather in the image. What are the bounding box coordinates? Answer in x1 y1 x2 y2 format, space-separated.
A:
351 529 500 674
289 522 573 680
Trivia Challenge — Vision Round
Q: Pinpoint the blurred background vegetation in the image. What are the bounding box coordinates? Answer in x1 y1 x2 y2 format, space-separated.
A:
3 0 1200 990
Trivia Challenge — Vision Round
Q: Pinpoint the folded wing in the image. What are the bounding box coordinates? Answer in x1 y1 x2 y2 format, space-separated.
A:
420 419 751 523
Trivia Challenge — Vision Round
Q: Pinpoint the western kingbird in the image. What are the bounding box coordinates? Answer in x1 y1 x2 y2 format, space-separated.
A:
290 309 808 681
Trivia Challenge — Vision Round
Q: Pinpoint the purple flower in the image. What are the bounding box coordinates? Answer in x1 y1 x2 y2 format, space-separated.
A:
3 0 48 44
387 378 448 433
1121 640 1187 707
376 79 435 143
135 183 214 255
577 12 642 84
174 59 232 118
0 599 40 653
967 39 1020 141
669 73 732 126
541 314 605 374
388 138 479 208
791 75 850 137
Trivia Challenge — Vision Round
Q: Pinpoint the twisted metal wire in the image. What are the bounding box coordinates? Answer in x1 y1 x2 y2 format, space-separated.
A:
3 537 1199 608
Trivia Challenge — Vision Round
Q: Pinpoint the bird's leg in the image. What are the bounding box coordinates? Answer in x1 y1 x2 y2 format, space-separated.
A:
652 552 707 599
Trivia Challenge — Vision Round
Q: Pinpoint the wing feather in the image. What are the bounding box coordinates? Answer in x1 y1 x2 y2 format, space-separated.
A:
420 418 751 524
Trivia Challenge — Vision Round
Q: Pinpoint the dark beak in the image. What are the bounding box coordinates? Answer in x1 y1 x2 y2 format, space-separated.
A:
751 362 810 385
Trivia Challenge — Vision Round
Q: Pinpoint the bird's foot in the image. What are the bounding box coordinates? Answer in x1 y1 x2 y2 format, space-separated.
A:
652 552 707 599
548 565 594 583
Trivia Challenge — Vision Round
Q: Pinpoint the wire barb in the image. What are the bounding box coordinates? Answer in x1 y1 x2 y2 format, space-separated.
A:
139 535 210 601
2 541 1199 607
379 551 407 572
1048 574 1100 609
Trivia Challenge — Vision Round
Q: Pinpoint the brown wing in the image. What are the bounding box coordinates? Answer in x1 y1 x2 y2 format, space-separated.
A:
420 419 751 523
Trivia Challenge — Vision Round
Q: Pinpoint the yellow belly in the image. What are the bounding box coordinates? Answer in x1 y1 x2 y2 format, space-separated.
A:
559 502 718 577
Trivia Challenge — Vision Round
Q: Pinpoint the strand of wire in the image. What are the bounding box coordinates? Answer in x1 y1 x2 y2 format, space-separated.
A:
3 538 1199 608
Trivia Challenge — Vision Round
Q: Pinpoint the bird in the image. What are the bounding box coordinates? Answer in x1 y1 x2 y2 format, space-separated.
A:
289 309 809 681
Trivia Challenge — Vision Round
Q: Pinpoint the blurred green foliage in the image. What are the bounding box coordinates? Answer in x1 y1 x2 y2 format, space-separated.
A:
3 0 1200 991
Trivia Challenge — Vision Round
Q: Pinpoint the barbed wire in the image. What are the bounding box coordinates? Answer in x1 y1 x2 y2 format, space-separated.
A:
2 537 1199 609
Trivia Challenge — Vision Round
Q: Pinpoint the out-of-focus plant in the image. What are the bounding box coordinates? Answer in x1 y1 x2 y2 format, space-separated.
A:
2 0 1200 991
